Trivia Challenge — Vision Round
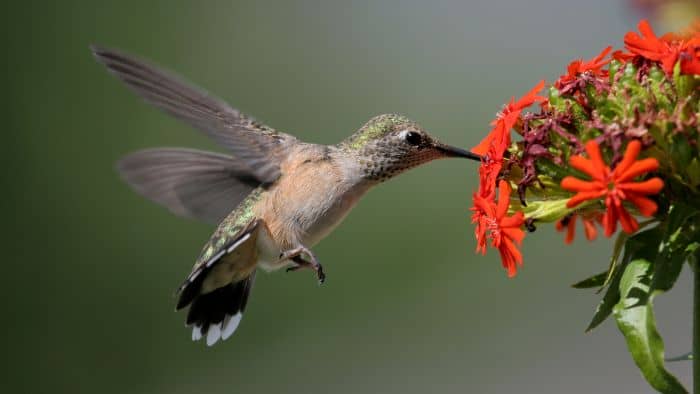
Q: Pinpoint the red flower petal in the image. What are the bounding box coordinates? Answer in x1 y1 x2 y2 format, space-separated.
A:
556 216 576 244
591 46 613 66
612 140 641 178
499 237 523 278
625 194 658 216
613 49 635 63
584 140 609 179
496 180 511 218
560 140 663 237
473 81 546 156
569 156 602 180
510 80 547 113
501 216 525 232
566 190 607 208
617 178 664 194
472 127 499 156
617 206 639 234
603 204 618 237
617 158 660 182
624 19 680 74
471 180 526 277
625 20 667 61
561 176 605 192
583 217 598 241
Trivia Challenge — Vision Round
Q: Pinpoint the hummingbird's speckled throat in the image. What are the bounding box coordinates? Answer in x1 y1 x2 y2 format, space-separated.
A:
93 45 481 346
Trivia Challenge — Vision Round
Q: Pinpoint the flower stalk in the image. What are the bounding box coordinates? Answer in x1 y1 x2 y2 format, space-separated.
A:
695 262 700 393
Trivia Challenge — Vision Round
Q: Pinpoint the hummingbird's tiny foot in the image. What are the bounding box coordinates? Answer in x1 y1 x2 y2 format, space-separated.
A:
286 265 301 273
316 264 326 284
278 246 315 264
289 255 325 284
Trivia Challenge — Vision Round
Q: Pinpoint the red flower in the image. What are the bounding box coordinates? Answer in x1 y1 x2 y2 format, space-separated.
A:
680 38 700 75
471 200 489 256
471 80 546 156
561 140 664 236
678 20 700 40
472 181 526 277
618 20 700 75
623 19 679 74
612 49 635 63
475 132 508 200
556 46 612 88
555 213 602 244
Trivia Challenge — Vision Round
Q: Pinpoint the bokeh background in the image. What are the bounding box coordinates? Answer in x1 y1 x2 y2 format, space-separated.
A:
6 1 699 393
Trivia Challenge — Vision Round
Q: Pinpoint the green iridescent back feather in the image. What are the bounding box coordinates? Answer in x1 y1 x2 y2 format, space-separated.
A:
194 188 264 267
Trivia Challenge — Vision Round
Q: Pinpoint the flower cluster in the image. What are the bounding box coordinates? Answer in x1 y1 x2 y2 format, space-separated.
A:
616 19 700 75
469 19 700 277
470 82 545 276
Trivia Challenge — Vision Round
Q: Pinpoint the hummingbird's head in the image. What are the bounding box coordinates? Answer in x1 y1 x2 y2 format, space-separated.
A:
341 114 481 182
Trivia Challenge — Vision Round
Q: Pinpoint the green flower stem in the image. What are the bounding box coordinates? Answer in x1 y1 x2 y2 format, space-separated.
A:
695 263 700 393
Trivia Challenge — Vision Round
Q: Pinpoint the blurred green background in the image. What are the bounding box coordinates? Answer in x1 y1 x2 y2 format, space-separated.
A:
6 1 695 393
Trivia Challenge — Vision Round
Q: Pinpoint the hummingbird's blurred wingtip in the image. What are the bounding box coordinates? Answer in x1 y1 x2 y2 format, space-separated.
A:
89 44 105 57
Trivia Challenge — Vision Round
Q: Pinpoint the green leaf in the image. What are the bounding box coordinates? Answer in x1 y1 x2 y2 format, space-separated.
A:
652 204 700 292
601 231 630 291
613 259 687 394
666 202 697 236
671 138 693 171
687 158 700 187
586 269 624 332
572 271 607 289
651 246 687 294
586 227 663 332
687 242 700 259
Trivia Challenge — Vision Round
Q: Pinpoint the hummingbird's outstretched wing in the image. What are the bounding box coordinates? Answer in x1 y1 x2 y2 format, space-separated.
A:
91 45 296 184
117 148 260 224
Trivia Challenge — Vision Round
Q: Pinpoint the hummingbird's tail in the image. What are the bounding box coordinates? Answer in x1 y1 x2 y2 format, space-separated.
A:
178 272 256 346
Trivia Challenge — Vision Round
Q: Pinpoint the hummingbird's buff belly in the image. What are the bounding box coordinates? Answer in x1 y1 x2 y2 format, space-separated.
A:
254 156 370 271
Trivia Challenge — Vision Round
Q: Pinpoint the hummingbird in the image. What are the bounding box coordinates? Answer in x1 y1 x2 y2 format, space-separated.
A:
92 46 481 346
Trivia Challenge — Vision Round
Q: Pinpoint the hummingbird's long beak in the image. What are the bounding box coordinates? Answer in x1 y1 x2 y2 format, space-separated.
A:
435 143 483 161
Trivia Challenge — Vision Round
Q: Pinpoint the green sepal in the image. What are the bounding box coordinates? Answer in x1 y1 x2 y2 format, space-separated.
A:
674 61 693 100
520 198 574 223
608 60 621 85
648 67 673 112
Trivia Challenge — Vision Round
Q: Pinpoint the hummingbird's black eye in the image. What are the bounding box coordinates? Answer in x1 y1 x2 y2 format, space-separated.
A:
404 131 422 146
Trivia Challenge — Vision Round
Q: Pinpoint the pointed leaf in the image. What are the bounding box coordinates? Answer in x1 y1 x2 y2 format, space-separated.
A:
586 269 623 332
687 158 700 187
613 259 687 394
601 232 630 291
586 227 663 332
652 204 700 292
572 271 607 289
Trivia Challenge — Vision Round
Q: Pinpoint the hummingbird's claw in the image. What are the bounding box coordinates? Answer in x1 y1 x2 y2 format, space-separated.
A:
316 264 326 285
289 255 326 285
